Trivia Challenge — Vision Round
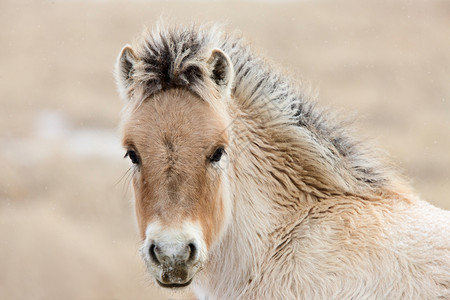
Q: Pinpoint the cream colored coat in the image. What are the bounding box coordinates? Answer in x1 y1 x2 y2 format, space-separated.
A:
116 24 450 299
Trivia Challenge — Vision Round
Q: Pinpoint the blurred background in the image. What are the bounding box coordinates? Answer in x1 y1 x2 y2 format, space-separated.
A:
0 0 449 299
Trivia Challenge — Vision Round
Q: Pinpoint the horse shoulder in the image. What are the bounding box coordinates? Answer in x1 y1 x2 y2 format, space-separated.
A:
244 196 450 299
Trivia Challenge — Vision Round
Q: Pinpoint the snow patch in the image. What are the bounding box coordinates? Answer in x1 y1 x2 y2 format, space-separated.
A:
0 110 124 165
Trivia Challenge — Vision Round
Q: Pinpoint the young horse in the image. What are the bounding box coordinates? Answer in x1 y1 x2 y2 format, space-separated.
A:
115 24 450 299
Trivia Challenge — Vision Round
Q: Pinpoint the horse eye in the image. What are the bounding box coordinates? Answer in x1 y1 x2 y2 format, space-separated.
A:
125 150 140 164
210 147 225 163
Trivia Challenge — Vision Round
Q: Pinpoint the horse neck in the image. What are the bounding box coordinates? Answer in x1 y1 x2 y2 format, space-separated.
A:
197 167 287 299
197 125 319 298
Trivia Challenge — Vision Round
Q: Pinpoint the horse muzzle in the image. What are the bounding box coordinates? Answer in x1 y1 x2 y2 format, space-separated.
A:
140 222 206 288
147 241 199 287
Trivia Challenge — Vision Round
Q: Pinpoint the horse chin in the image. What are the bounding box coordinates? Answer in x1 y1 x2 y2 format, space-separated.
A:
149 266 198 289
155 278 193 289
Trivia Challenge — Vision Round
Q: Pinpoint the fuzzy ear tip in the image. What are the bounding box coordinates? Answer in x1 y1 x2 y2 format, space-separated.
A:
210 48 225 56
117 45 137 68
208 48 229 64
120 44 131 53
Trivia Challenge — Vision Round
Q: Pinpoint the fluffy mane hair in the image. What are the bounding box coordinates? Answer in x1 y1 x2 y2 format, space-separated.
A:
117 23 407 197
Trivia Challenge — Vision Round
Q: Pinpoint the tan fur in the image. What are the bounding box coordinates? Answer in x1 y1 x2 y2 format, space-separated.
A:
116 24 450 299
122 89 228 246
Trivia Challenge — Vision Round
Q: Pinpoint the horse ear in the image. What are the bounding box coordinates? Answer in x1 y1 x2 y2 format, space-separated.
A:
115 44 138 101
207 49 234 96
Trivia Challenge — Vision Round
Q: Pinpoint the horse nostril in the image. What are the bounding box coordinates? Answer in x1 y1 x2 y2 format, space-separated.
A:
149 243 160 265
187 243 197 263
149 242 198 266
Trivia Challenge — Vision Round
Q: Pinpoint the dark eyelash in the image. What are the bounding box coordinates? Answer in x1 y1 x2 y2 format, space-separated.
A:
210 147 225 163
125 150 140 164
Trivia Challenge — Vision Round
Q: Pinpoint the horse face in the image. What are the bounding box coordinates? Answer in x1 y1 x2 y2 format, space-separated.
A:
121 89 232 288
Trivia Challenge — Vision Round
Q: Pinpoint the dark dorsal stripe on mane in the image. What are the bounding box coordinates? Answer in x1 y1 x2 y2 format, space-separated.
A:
128 24 402 194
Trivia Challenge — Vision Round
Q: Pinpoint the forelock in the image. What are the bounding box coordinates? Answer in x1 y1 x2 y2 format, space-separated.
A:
128 24 225 103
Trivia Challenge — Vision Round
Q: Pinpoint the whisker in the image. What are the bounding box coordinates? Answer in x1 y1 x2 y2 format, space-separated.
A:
112 166 136 201
114 166 133 187
122 168 136 200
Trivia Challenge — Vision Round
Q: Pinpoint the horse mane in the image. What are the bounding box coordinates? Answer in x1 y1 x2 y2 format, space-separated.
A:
125 23 408 196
